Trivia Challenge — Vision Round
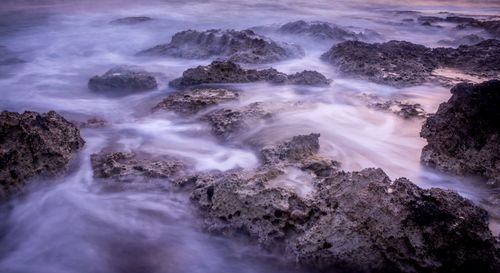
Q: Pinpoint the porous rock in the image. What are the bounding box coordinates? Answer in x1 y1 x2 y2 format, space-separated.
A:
88 66 158 92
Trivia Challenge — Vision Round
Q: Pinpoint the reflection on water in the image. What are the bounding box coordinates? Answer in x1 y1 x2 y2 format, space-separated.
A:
0 0 499 272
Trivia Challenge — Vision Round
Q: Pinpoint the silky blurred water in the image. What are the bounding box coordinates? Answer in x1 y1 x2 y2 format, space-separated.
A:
0 1 499 272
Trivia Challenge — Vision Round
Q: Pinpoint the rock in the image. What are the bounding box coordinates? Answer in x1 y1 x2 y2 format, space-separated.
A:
109 16 153 25
201 102 272 140
421 80 500 185
321 40 438 87
0 111 85 199
278 20 361 42
287 70 331 86
322 39 500 86
138 29 304 64
88 66 158 92
153 88 239 115
91 151 186 182
438 34 485 47
169 60 331 88
433 39 500 78
455 18 500 37
77 117 107 129
182 134 500 273
260 133 320 164
371 100 428 119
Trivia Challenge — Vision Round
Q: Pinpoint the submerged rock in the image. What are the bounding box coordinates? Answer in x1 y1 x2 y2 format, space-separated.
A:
321 40 438 86
438 34 485 47
421 80 500 185
0 111 85 199
88 66 158 92
153 88 239 115
138 29 304 64
109 16 153 25
169 60 331 88
91 151 186 182
371 100 428 119
182 134 500 273
278 20 383 42
201 102 273 140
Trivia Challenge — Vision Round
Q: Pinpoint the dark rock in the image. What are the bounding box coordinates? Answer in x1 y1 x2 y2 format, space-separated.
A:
184 134 500 273
138 29 304 64
91 151 186 182
438 34 485 47
169 60 331 88
0 111 85 199
287 70 331 86
322 39 500 86
278 20 368 42
88 66 158 92
321 40 438 86
421 80 500 185
109 16 153 25
433 39 500 77
153 88 239 115
371 100 428 119
260 133 320 164
201 102 272 140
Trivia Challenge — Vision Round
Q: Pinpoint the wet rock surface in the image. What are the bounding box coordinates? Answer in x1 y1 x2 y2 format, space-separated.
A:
153 88 239 115
169 60 331 88
322 39 500 86
201 102 273 140
91 151 186 182
88 66 158 92
0 111 85 199
321 40 438 86
138 29 304 64
433 39 500 78
109 16 153 25
421 80 500 185
179 134 500 273
438 34 485 47
278 20 382 42
371 100 428 119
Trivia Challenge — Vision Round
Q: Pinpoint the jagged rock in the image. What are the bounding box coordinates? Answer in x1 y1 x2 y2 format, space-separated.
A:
0 111 85 199
88 66 158 92
91 151 186 182
138 29 304 64
421 80 500 185
278 20 377 42
109 16 153 25
321 40 438 86
371 100 428 119
201 102 272 140
181 134 500 273
322 39 500 86
169 60 331 88
433 39 500 77
438 34 485 47
77 117 107 128
153 88 239 115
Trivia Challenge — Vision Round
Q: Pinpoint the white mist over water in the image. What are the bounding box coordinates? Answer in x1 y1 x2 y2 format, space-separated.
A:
1 0 499 272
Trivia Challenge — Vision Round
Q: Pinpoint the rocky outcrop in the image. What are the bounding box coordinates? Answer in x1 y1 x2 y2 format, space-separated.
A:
91 151 186 182
169 60 331 88
321 39 500 86
0 111 85 199
421 80 500 185
153 88 239 115
138 29 304 64
88 66 158 92
201 102 273 140
438 34 485 47
180 133 500 273
433 39 500 78
278 20 382 42
321 40 438 86
109 16 153 25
